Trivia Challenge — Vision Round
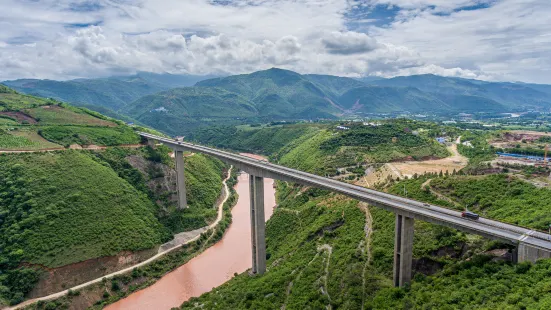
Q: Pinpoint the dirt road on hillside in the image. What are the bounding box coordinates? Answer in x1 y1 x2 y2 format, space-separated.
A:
0 144 145 153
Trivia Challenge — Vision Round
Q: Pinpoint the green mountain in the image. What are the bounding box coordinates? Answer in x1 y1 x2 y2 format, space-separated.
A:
525 83 551 96
338 86 451 112
2 73 213 110
195 68 509 115
123 87 258 135
368 74 551 110
3 77 162 110
7 69 551 139
304 74 367 98
196 68 339 118
124 69 516 135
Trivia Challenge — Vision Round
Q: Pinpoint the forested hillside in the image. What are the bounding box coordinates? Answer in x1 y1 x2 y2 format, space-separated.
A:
179 121 551 310
196 68 338 118
0 86 228 307
123 87 258 135
193 120 449 173
189 123 321 155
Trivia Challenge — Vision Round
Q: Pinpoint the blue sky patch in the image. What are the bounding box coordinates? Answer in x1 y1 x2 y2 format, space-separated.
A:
67 1 103 12
65 21 103 29
346 4 400 31
433 1 496 16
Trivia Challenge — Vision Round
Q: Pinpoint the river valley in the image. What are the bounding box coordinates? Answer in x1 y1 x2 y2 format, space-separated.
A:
106 154 276 310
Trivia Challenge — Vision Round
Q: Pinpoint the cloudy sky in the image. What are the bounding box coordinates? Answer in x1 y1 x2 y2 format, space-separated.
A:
1 0 550 83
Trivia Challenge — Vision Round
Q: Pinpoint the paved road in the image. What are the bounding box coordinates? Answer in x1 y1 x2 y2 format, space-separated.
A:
141 132 551 252
0 144 145 154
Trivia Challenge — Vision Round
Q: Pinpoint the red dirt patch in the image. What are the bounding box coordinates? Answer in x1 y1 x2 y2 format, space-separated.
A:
0 111 38 124
28 248 157 299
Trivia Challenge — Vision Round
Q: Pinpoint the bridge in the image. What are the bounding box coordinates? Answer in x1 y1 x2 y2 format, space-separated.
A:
140 132 551 287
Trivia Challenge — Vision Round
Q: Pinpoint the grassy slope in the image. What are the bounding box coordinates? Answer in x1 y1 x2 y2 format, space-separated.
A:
0 145 226 307
123 87 258 135
0 91 51 111
0 151 165 268
390 173 551 231
0 86 142 150
0 86 228 306
30 170 239 310
178 121 551 310
190 124 321 155
371 258 551 309
39 126 140 147
26 106 116 126
183 186 367 309
275 120 449 175
278 130 332 174
178 123 469 309
319 121 449 163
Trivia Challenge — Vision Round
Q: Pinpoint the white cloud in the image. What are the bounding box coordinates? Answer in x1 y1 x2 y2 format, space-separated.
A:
370 0 551 83
322 31 380 55
0 0 550 83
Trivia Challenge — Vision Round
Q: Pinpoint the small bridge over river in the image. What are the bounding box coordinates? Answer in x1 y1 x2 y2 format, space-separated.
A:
141 132 551 287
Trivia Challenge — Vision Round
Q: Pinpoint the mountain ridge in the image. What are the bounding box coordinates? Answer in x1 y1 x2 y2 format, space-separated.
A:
3 72 215 110
5 68 551 137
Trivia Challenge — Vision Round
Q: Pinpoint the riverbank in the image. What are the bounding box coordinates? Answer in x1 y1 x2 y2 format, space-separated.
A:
10 166 236 310
106 156 276 309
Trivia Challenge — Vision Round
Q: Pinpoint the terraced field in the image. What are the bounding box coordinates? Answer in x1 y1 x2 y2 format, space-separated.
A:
0 128 62 150
26 106 116 126
0 86 141 151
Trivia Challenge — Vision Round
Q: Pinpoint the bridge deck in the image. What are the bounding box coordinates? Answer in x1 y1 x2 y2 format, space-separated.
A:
140 132 551 252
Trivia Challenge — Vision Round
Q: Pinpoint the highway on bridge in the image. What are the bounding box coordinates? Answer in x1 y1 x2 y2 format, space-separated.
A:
140 132 551 253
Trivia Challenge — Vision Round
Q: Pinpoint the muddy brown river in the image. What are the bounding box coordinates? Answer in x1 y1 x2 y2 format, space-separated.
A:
106 154 276 310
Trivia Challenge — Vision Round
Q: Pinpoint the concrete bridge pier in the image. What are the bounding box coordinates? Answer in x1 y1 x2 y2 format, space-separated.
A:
175 150 187 210
394 213 414 287
516 243 551 263
147 138 157 148
249 174 267 274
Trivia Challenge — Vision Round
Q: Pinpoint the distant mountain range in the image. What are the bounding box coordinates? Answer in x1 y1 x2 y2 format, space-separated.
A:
3 68 551 135
2 72 215 110
366 74 551 111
